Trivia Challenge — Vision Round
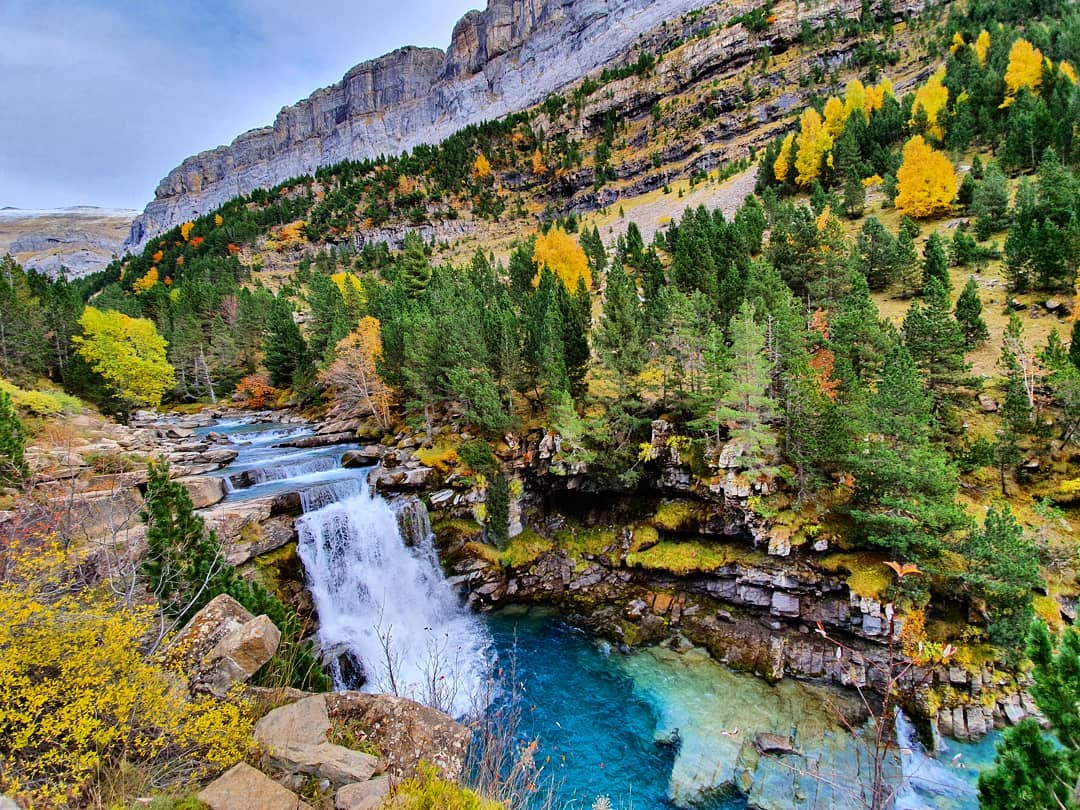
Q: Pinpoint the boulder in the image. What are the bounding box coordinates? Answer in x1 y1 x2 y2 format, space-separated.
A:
198 762 311 810
335 777 390 810
281 432 356 449
255 696 381 787
368 465 434 492
178 475 227 509
754 732 796 755
326 692 471 781
197 614 281 698
0 796 19 810
169 594 254 675
978 395 998 413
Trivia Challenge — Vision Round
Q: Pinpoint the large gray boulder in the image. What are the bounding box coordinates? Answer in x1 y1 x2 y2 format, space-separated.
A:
255 695 381 788
198 762 311 810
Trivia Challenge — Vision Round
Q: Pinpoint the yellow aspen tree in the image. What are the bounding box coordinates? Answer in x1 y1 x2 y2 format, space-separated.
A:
531 147 547 175
180 221 194 242
865 78 895 113
794 107 833 188
844 79 868 120
73 307 175 408
911 67 949 141
1060 60 1078 84
823 96 847 139
895 136 957 219
532 227 592 289
1004 38 1045 98
472 153 493 180
950 32 966 54
773 133 796 182
214 213 224 227
974 30 991 66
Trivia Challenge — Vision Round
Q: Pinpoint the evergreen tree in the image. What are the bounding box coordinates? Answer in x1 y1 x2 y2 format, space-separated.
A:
0 388 27 487
717 301 778 478
894 227 923 297
1071 320 1080 371
263 297 312 389
855 217 898 290
397 231 432 297
954 278 989 347
903 277 970 415
843 170 866 219
595 259 646 390
921 232 950 293
963 506 1040 657
972 162 1011 241
980 623 1080 809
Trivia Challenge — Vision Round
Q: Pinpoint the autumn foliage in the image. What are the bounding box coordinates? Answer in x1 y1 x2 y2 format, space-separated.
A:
73 307 175 411
895 136 957 219
532 227 592 290
0 535 254 804
320 316 394 428
1004 38 1046 100
794 107 832 187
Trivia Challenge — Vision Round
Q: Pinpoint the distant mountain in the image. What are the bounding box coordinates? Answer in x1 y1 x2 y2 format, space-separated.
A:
0 207 136 278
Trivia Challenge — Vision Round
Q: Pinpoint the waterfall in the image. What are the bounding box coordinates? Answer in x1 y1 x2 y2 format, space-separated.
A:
893 710 976 808
300 480 363 512
296 479 490 718
251 456 337 484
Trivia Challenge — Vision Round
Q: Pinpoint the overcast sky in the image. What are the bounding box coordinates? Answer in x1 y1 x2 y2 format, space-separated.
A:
1 0 479 211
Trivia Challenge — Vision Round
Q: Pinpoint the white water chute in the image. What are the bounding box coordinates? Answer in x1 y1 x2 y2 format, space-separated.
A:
296 480 490 718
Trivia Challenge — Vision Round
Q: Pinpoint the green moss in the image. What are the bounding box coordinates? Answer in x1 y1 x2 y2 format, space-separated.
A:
556 527 618 562
415 440 461 475
433 517 483 544
651 500 701 532
818 553 893 601
629 524 659 553
466 529 554 569
626 540 762 575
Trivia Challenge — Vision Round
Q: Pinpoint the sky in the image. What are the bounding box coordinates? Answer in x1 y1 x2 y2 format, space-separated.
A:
1 0 479 211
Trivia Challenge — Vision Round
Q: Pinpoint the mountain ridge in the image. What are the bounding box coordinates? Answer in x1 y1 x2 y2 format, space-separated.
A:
125 0 718 251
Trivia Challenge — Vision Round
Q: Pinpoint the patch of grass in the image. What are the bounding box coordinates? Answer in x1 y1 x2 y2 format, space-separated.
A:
651 500 702 532
629 524 659 553
818 553 893 601
433 517 483 543
626 540 762 575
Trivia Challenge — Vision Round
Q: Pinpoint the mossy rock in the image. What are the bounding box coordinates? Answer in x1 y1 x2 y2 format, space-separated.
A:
626 540 763 576
651 500 707 533
817 553 892 601
465 529 555 569
630 524 659 553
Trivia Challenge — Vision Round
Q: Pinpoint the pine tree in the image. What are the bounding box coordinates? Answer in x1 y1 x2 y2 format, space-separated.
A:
972 163 1011 241
874 344 933 446
398 231 432 297
0 388 27 487
140 461 236 622
717 301 778 478
843 170 866 219
980 622 1080 810
894 228 923 297
922 232 950 293
263 297 312 389
955 278 989 347
855 217 899 291
595 259 646 390
485 472 511 551
963 506 1040 656
903 277 970 415
1070 321 1080 371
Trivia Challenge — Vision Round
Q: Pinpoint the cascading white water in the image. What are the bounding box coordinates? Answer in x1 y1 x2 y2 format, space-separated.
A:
252 456 337 483
893 709 976 808
296 479 490 718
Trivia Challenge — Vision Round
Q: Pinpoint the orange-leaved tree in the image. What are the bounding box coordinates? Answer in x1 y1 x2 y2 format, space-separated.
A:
532 227 592 290
895 136 957 219
320 316 394 429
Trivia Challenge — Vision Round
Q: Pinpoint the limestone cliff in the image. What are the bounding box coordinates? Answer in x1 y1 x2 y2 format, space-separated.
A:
126 0 717 250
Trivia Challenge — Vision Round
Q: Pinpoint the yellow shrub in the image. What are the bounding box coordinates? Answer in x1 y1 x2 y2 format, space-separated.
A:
0 539 254 805
382 763 502 809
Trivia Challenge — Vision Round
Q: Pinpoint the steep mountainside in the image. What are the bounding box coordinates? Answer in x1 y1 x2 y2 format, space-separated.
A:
127 0 724 249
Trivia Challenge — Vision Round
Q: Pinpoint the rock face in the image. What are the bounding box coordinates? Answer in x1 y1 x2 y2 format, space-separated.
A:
126 0 717 249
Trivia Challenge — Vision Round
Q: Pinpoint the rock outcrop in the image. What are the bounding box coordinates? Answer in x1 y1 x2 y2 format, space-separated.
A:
199 762 312 810
126 0 718 249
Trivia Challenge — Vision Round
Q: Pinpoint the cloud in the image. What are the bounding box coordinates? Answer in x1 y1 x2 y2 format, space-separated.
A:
1 0 478 210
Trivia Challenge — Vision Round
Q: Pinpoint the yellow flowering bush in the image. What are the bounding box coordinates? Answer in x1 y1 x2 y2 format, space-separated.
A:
0 536 254 806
